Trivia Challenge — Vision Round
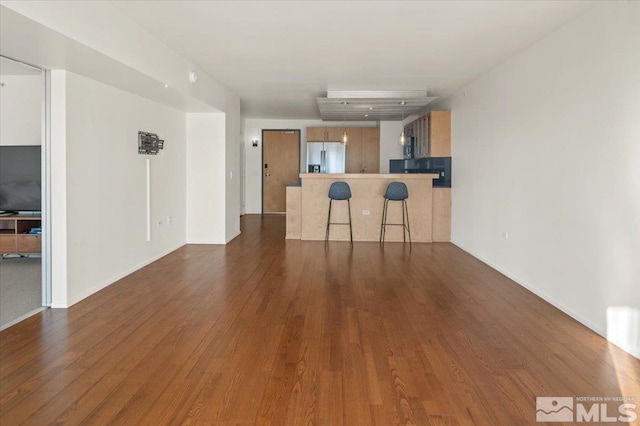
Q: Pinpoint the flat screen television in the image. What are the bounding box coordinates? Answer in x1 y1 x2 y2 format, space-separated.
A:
0 146 42 213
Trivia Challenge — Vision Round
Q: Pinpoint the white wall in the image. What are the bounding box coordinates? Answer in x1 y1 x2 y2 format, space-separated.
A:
379 121 404 173
225 99 241 240
0 74 41 145
438 2 640 358
242 118 378 214
50 70 67 307
186 113 226 243
3 1 243 305
52 71 187 307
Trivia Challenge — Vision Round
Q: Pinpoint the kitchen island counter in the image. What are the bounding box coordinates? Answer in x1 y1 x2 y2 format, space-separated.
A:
287 173 441 242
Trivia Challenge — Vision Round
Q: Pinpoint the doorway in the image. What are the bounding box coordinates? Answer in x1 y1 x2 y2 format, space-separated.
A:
262 130 300 214
0 56 50 329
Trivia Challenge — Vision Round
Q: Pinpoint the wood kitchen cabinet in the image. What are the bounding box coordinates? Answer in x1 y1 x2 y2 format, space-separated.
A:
409 111 451 158
361 127 380 173
345 127 380 173
0 215 41 254
306 126 345 142
344 127 362 173
429 111 451 157
432 188 451 242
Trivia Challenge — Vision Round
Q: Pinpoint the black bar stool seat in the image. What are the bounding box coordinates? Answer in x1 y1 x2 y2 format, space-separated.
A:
326 181 353 243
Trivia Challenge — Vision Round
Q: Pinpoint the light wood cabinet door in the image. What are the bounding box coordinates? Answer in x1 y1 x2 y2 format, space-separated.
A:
412 111 451 158
306 127 348 142
306 127 326 142
0 235 17 253
344 127 363 173
432 188 451 241
361 127 379 173
325 127 345 142
16 235 41 253
430 111 451 157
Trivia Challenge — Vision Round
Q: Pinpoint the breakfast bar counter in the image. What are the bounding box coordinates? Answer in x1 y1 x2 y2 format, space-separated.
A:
286 173 443 242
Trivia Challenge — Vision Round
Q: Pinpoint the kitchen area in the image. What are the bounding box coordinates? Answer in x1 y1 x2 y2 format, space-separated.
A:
284 108 452 243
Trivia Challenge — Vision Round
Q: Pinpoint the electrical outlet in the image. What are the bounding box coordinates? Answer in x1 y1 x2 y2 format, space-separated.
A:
166 216 172 225
502 232 509 240
362 210 371 216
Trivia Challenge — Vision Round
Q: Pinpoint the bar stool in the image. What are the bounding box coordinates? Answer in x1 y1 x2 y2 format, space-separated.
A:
380 182 411 247
325 181 353 243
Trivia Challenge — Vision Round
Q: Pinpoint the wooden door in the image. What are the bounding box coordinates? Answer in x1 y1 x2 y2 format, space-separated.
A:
344 127 362 173
263 130 300 213
361 127 380 173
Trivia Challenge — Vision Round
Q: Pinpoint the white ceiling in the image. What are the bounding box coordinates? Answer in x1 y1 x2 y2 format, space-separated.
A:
111 1 595 120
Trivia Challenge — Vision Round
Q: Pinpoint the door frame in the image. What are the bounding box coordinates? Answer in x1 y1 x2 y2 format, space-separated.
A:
261 129 301 214
0 55 51 317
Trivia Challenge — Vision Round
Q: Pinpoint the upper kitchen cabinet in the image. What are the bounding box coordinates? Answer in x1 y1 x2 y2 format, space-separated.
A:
408 111 451 158
361 127 380 173
345 127 362 174
307 127 327 142
345 127 380 173
429 111 451 157
306 127 345 142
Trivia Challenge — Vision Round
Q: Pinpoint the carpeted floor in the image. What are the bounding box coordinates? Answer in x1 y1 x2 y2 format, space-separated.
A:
0 257 42 328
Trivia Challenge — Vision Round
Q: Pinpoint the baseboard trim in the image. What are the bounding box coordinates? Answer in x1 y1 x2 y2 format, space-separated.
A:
226 229 241 243
1 307 46 331
61 242 186 308
450 239 607 338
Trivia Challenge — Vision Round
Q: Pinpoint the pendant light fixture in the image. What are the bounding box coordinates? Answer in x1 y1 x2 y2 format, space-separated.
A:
399 101 406 145
342 101 349 144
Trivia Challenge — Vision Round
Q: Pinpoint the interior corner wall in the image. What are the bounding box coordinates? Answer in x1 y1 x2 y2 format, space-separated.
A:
440 2 640 357
0 74 42 146
186 113 227 244
379 121 404 173
51 71 187 307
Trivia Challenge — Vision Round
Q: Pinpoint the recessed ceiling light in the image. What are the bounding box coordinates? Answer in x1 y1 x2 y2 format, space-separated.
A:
368 107 373 110
399 101 407 106
189 71 198 84
164 84 169 88
365 114 369 117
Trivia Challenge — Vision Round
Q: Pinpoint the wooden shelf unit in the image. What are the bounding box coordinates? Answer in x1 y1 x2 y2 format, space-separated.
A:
0 215 42 254
405 111 451 158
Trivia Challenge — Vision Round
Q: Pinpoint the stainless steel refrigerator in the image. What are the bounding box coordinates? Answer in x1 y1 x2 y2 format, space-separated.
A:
307 142 345 173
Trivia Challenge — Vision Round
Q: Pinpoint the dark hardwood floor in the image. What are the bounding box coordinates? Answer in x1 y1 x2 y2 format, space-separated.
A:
1 215 638 425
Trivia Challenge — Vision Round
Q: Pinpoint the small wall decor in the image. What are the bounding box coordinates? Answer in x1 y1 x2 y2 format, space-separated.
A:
138 131 164 155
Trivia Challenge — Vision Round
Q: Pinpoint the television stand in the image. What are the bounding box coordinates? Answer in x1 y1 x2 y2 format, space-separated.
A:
0 214 42 255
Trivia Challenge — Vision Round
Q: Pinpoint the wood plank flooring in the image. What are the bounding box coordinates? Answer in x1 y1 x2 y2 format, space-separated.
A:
1 215 638 425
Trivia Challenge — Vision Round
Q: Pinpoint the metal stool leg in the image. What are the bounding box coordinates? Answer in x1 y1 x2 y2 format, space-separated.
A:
380 199 385 244
347 199 353 244
325 199 333 243
402 200 406 243
380 199 389 246
403 199 412 248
